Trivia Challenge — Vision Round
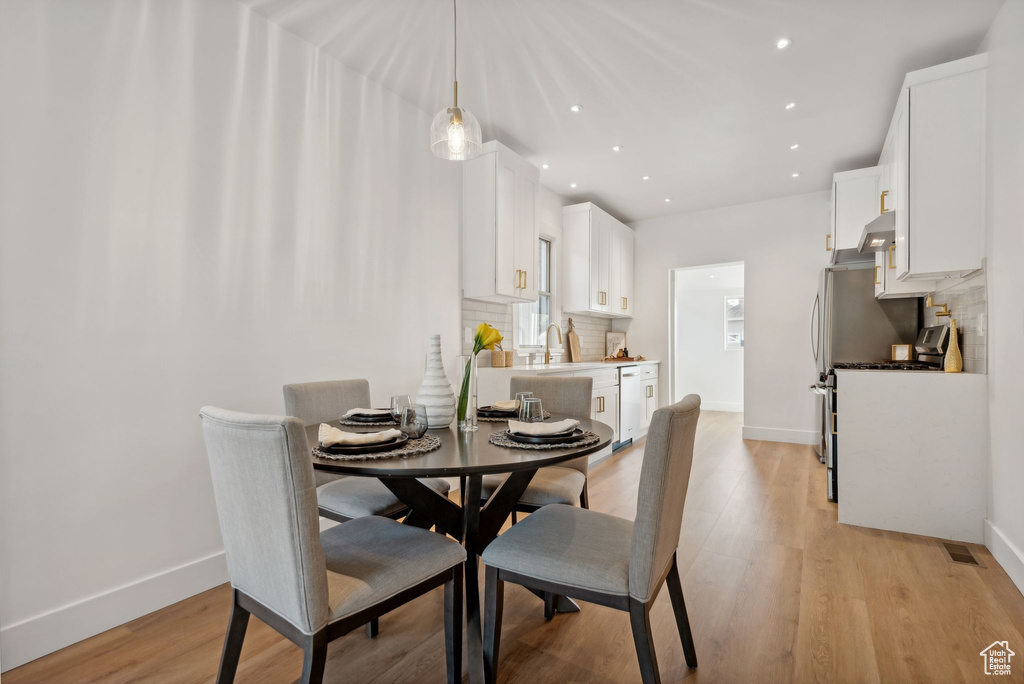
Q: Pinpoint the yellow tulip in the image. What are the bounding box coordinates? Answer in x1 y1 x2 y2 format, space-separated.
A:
473 322 504 354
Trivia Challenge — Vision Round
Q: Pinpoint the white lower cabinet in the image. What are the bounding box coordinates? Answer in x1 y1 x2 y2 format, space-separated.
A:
638 365 660 433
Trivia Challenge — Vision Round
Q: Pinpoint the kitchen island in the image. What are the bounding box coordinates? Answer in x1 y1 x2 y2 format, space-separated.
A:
836 369 987 542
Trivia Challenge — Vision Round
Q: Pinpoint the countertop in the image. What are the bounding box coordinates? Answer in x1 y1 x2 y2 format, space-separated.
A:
834 368 983 375
479 359 660 373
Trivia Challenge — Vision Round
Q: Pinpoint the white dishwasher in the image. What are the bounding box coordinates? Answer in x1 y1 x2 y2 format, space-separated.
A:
618 366 641 445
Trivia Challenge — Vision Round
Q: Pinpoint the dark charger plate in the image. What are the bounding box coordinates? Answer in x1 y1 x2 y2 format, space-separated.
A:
319 433 409 455
478 406 518 418
505 428 586 445
345 410 397 424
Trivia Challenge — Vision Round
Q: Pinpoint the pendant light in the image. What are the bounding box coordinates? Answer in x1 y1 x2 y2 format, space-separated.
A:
430 0 482 160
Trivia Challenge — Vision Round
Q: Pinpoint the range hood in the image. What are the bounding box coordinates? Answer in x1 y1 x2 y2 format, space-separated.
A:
858 211 895 253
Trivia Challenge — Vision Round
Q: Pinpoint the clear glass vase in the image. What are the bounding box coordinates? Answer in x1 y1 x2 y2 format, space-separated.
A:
457 353 479 431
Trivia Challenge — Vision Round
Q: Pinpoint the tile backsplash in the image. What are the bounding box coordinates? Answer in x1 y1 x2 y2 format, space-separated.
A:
462 297 612 362
923 272 987 374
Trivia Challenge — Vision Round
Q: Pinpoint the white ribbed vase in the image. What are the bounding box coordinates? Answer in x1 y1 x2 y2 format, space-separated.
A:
416 334 457 428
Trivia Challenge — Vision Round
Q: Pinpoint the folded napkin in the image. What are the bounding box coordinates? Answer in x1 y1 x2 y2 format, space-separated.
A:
508 418 580 437
343 408 393 417
319 424 402 447
490 399 520 411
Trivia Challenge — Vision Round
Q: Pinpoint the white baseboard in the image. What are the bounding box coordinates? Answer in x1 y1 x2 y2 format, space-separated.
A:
0 551 228 672
701 401 743 413
985 519 1024 596
742 425 819 445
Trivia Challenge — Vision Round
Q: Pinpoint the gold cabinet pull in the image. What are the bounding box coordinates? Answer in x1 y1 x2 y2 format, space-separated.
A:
888 244 896 269
522 270 527 289
515 269 522 289
826 234 832 252
624 296 628 310
880 190 889 214
596 395 604 413
832 412 838 435
874 266 881 285
646 385 653 398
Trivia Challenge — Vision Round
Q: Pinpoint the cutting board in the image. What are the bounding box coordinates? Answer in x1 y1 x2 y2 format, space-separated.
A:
566 318 581 362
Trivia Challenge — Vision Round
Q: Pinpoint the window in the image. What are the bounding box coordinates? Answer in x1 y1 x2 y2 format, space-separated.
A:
725 296 744 350
515 238 552 348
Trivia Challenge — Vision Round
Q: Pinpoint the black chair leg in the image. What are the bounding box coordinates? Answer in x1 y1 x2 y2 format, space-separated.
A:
579 481 590 509
543 592 555 620
628 597 661 684
444 565 464 684
216 593 250 684
301 629 328 684
484 565 505 684
511 509 518 525
666 556 698 668
365 618 379 639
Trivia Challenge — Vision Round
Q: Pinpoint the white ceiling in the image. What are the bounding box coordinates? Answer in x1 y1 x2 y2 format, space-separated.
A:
243 0 1003 222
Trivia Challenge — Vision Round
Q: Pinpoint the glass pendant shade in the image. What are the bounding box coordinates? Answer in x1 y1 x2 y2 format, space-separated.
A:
430 104 482 160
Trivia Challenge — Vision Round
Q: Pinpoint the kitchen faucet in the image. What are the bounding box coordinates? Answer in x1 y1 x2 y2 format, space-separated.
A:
543 323 562 365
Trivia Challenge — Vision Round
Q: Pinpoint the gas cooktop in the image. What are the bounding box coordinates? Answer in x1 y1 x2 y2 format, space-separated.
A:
831 361 942 371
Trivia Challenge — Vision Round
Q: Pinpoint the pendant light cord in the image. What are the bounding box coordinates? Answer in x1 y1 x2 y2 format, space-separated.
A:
452 0 458 106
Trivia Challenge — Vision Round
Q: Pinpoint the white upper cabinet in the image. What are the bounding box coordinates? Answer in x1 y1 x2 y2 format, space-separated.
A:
828 166 881 264
563 202 635 318
887 55 987 280
463 141 539 302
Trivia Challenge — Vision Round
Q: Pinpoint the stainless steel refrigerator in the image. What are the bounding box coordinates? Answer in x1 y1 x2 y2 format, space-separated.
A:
809 262 920 501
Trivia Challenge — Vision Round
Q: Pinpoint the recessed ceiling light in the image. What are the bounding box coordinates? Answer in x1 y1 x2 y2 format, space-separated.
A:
790 143 800 150
664 198 672 203
570 182 578 188
641 175 650 180
792 172 801 178
709 274 716 279
611 145 621 152
569 104 583 113
776 38 791 49
785 102 796 110
541 163 550 169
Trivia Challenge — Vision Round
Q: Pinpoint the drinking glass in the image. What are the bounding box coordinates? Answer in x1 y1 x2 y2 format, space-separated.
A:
390 395 411 422
519 397 544 423
514 391 533 411
400 404 429 439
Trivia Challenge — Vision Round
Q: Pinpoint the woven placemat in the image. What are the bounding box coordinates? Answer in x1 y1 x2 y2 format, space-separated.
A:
488 429 600 451
313 434 442 462
478 410 551 423
338 418 398 427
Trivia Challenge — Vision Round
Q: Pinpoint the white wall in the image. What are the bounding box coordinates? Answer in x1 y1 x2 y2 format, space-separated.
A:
673 265 744 412
630 192 828 444
979 0 1024 593
0 0 461 669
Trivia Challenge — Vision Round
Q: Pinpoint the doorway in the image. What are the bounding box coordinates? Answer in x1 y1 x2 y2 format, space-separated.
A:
670 262 745 412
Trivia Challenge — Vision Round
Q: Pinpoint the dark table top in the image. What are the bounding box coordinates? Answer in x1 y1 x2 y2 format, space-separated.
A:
307 414 613 478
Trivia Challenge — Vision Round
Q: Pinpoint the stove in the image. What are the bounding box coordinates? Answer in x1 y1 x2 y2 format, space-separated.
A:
831 361 942 371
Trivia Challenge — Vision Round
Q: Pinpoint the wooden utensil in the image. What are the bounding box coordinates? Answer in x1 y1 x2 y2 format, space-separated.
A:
566 318 581 362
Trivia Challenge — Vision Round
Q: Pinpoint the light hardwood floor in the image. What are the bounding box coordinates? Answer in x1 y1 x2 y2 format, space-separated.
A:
8 411 1024 683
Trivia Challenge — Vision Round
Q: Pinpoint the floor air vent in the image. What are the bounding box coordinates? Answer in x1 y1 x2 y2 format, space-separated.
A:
940 541 983 567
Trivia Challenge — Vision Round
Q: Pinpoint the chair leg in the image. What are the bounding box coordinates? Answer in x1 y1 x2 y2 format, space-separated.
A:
628 597 661 684
543 592 555 620
301 629 328 684
511 509 518 525
666 556 698 669
579 481 590 509
364 618 379 639
216 593 250 684
444 564 464 684
484 565 505 684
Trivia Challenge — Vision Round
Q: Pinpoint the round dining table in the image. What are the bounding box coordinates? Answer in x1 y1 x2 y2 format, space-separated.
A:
306 414 614 684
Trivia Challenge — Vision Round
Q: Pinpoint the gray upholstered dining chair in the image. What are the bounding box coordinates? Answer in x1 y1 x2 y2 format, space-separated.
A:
480 395 702 684
480 376 594 514
200 407 465 684
283 379 451 522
